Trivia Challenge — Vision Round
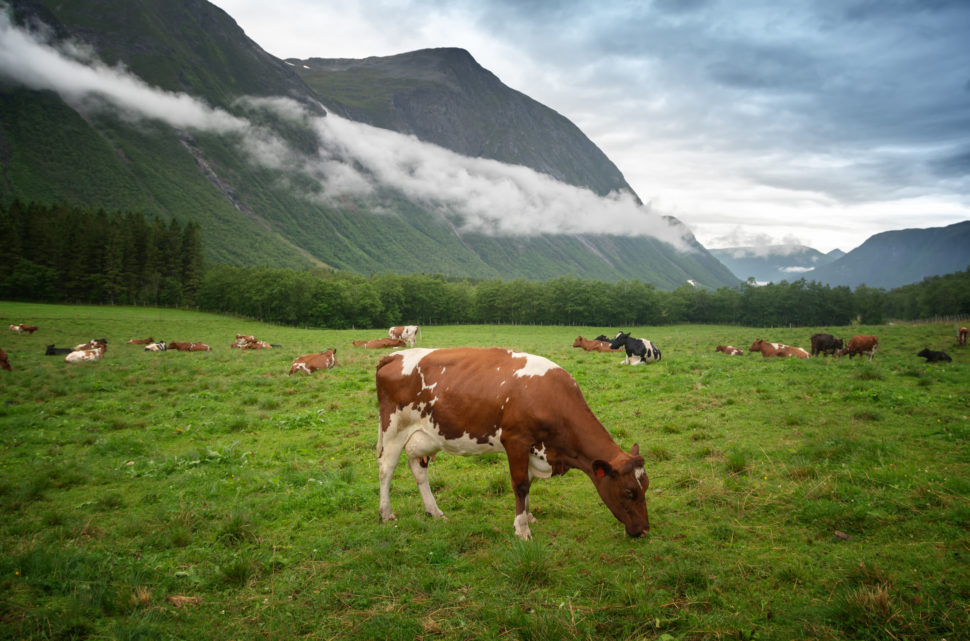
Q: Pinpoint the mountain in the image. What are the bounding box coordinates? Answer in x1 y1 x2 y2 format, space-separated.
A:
291 48 631 199
0 0 738 288
806 221 970 289
709 245 842 284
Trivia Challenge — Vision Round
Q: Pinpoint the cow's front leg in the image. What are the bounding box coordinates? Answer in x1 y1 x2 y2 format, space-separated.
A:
506 447 534 540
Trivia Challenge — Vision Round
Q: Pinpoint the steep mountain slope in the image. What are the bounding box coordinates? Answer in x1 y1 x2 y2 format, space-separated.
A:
806 221 970 289
0 0 739 288
293 48 631 198
710 244 842 284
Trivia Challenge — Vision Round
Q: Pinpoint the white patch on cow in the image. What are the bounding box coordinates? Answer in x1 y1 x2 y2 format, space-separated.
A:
635 467 647 489
529 444 553 479
418 369 437 394
397 348 437 375
508 351 560 378
387 403 504 458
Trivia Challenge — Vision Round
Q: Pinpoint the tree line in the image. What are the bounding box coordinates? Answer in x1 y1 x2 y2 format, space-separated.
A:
195 265 970 329
2 200 967 327
0 201 203 306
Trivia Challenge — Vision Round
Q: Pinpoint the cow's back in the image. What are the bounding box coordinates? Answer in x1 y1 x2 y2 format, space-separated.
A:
377 347 587 444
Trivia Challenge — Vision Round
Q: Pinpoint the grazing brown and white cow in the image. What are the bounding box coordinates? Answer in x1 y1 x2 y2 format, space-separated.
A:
65 343 105 363
354 338 407 349
10 323 38 334
572 336 619 352
168 341 211 352
289 348 337 375
8 324 19 333
0 347 10 371
126 337 154 345
388 325 420 347
959 327 968 347
839 335 878 361
749 339 810 359
715 345 744 356
376 347 649 540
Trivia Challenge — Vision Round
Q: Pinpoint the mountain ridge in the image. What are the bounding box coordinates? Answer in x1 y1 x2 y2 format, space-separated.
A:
0 0 739 288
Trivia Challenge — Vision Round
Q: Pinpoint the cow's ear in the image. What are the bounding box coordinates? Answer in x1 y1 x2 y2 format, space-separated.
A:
630 443 640 456
592 460 614 479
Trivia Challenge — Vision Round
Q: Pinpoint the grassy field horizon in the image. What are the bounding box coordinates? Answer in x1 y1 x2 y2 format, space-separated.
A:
1 302 967 640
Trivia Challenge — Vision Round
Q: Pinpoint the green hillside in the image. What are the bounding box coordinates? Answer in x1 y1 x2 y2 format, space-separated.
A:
0 0 739 288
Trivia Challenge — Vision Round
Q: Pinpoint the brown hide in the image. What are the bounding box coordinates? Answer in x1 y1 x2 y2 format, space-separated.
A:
355 338 406 349
572 336 619 352
749 339 809 359
169 341 211 352
840 335 878 360
715 345 744 355
289 349 337 375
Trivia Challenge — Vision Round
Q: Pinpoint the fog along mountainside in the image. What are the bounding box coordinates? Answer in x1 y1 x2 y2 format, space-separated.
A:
0 0 737 289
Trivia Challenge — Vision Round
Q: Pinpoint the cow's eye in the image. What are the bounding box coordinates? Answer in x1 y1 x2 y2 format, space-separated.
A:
624 489 636 499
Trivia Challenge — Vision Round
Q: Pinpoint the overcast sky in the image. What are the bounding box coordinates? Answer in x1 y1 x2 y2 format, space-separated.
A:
209 0 970 253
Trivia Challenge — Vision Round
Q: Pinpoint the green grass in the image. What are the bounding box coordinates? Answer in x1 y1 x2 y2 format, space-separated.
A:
1 302 968 640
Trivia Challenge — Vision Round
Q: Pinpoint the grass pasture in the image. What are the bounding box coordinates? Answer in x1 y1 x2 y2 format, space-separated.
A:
1 302 968 640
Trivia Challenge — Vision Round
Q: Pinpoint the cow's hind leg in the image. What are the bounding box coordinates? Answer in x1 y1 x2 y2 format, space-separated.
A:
377 426 408 523
405 431 445 519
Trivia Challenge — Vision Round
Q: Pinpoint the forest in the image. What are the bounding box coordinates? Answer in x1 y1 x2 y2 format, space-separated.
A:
0 201 204 307
2 201 968 328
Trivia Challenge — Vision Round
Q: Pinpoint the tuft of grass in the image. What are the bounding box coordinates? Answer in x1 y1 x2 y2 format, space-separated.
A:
724 450 750 475
216 511 257 546
501 540 552 588
217 558 256 588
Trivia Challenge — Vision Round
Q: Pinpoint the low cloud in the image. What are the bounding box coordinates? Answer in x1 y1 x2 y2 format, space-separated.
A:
0 10 692 251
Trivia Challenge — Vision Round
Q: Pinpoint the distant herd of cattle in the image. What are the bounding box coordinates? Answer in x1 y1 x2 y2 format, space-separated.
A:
2 323 966 373
0 323 425 374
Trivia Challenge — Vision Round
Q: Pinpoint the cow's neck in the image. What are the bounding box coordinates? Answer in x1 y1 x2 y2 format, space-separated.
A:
554 416 626 474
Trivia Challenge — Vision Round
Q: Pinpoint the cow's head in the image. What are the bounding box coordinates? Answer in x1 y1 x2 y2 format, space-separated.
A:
609 332 630 350
591 444 649 537
749 339 764 352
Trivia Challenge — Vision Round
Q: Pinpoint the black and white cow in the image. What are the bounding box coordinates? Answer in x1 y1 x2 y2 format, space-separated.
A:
609 332 662 365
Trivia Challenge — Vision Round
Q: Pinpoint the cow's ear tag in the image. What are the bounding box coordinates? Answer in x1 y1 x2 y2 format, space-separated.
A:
595 467 606 478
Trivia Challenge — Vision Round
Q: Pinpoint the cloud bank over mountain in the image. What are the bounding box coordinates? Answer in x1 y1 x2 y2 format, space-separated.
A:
0 11 691 250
